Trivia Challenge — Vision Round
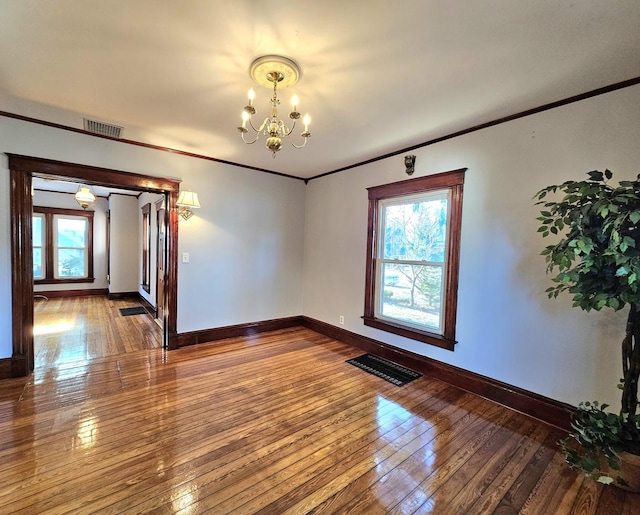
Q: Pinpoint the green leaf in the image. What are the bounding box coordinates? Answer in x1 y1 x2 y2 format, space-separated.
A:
629 211 640 224
587 170 604 182
616 266 629 277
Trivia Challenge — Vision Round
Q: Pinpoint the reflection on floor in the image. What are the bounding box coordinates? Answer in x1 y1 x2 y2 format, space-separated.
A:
34 295 161 371
1 327 639 512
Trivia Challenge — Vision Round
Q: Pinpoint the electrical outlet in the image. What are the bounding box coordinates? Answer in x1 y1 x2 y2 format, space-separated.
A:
339 315 344 325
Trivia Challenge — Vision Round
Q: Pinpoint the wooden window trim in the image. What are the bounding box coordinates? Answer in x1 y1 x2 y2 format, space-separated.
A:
33 206 95 284
363 168 466 351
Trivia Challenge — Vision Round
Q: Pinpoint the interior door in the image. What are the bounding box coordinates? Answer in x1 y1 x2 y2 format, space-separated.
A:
155 199 166 329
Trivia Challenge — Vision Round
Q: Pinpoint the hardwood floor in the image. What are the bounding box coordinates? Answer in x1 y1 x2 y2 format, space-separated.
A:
34 295 161 369
1 322 639 513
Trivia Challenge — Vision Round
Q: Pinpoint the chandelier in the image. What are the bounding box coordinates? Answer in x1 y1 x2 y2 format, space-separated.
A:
237 55 311 157
75 184 96 209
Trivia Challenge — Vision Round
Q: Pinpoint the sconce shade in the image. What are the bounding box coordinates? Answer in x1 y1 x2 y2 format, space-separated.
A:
176 191 201 208
176 190 200 220
75 184 96 209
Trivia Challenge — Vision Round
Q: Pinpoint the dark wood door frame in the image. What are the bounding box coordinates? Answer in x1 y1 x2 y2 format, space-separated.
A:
155 198 166 330
8 154 181 377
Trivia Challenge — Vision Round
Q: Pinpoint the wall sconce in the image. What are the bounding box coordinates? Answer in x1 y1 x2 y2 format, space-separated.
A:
176 191 200 220
75 184 96 209
404 155 416 176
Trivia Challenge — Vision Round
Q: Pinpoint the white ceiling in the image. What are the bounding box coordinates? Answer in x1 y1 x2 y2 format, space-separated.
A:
1 1 639 179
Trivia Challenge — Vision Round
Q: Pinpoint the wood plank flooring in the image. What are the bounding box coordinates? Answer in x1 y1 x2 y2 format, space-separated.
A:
34 296 161 370
2 307 640 513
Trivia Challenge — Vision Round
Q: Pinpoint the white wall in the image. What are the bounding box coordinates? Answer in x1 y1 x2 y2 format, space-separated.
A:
174 162 305 332
0 117 306 357
108 194 140 294
302 85 640 409
32 190 109 292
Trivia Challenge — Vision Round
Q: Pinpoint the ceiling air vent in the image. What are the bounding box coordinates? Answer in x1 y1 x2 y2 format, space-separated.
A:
83 118 123 138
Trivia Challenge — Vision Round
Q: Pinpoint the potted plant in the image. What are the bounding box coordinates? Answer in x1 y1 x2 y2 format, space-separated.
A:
534 169 640 490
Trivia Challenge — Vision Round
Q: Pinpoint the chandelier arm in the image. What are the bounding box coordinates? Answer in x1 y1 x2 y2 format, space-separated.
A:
283 120 296 136
247 117 261 133
244 117 271 137
240 132 260 145
276 119 294 137
258 117 271 134
287 134 310 149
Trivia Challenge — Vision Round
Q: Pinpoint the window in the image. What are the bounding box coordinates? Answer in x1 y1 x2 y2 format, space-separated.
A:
33 207 95 284
363 168 466 350
141 203 151 293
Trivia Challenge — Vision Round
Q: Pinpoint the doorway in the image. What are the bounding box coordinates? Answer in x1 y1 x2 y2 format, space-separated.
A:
8 154 181 377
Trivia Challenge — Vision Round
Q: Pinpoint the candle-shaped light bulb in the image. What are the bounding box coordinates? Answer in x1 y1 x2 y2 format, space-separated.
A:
303 114 311 132
291 94 299 112
248 88 255 106
241 110 249 128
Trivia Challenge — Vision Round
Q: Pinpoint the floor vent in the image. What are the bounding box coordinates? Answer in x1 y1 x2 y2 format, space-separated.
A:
83 118 123 138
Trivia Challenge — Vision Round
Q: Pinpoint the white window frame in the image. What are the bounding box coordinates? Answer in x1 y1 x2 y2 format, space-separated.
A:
53 214 90 279
374 189 451 335
32 212 45 280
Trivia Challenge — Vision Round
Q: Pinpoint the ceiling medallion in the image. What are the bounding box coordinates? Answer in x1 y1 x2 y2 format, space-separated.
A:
237 55 311 158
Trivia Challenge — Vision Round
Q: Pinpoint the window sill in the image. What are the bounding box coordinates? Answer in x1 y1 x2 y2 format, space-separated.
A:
362 316 456 351
35 277 95 285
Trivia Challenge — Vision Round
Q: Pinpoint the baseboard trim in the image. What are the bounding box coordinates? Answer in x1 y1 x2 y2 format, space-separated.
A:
137 294 157 317
34 288 108 299
301 316 573 431
0 358 12 379
176 315 305 347
108 291 139 300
